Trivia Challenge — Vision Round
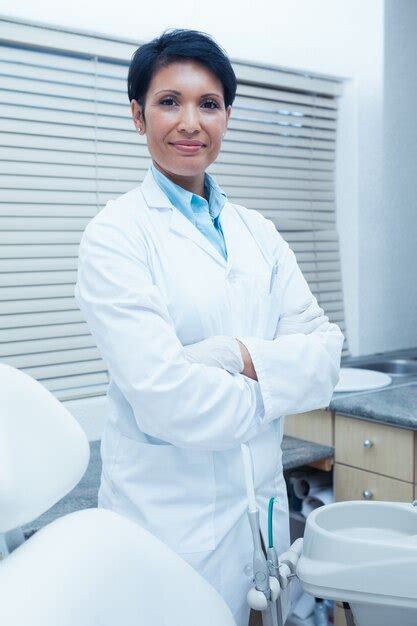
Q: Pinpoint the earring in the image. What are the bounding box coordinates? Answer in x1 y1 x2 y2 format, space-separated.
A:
137 126 142 133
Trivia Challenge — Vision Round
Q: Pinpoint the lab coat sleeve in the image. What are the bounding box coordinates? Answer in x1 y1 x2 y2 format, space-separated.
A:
74 211 267 451
237 230 344 423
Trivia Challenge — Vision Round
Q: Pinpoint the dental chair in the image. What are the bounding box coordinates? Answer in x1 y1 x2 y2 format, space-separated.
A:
0 364 236 626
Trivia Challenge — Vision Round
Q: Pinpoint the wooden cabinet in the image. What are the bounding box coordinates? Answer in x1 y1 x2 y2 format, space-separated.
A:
335 414 414 482
334 463 413 502
284 408 417 503
334 413 417 503
335 604 347 626
284 409 333 446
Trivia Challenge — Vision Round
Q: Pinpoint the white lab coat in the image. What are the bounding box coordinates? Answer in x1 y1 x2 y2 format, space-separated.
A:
74 165 344 625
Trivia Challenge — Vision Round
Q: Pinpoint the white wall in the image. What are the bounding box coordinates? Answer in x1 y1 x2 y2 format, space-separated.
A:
374 0 417 353
2 0 415 359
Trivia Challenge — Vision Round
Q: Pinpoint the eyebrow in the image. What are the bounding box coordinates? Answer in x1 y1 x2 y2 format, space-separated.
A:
154 89 222 98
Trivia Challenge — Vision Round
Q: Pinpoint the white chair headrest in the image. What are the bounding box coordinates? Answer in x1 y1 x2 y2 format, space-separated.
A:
0 364 90 533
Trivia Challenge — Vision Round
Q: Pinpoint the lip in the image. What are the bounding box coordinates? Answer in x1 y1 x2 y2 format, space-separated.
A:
170 143 205 154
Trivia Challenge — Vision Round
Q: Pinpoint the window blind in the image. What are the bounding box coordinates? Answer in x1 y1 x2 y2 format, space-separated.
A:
0 17 348 401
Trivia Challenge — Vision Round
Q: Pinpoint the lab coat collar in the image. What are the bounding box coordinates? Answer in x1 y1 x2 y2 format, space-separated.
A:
140 165 230 270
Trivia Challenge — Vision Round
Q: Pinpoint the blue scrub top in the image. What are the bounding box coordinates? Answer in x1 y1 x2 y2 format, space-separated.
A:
150 161 228 261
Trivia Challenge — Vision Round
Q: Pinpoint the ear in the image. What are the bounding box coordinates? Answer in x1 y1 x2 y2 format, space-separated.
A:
225 105 232 129
131 99 145 128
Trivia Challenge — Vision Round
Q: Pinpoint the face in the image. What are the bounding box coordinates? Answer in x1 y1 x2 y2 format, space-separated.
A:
131 60 231 194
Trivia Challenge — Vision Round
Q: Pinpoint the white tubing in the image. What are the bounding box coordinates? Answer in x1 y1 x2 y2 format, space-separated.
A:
241 443 257 512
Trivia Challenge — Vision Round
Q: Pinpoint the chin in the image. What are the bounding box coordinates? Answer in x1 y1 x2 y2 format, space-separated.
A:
162 160 208 177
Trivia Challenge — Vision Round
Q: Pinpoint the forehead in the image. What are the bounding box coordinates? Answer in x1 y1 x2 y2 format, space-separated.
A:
148 60 223 95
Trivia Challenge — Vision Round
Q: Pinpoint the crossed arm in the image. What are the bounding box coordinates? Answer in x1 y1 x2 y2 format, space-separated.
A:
182 237 345 422
183 294 335 382
183 312 332 382
75 212 344 449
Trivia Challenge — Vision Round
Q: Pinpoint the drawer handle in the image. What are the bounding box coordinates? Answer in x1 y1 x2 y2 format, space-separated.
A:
362 490 374 500
363 439 373 449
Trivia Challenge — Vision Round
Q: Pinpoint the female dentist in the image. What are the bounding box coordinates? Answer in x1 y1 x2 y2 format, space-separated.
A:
74 28 344 626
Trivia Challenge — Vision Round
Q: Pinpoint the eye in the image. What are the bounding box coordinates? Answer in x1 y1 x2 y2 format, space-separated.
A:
159 97 220 109
202 100 220 109
160 97 177 106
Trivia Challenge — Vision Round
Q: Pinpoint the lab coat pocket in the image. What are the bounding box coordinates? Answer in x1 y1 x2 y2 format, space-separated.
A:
263 262 282 339
112 435 216 554
252 262 282 339
227 268 281 339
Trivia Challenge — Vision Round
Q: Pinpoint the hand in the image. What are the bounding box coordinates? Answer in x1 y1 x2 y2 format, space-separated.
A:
275 297 328 337
236 339 258 381
183 335 244 374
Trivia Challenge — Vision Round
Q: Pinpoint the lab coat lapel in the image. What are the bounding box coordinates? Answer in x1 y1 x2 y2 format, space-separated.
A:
140 166 228 270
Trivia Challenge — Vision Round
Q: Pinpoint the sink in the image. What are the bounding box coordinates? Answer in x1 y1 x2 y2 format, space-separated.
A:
352 359 417 376
298 501 417 626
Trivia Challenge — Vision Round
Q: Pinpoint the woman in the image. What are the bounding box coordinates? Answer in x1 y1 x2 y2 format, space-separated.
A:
75 28 344 625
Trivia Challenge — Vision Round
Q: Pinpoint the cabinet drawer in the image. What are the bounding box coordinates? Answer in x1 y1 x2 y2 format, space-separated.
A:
335 414 414 482
335 463 413 502
284 409 333 446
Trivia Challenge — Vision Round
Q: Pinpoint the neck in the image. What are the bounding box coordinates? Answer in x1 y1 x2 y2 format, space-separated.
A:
152 160 206 199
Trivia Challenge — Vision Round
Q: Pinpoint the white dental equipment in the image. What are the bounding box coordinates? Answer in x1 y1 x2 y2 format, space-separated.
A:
0 364 236 626
241 443 288 626
298 499 417 626
241 442 417 626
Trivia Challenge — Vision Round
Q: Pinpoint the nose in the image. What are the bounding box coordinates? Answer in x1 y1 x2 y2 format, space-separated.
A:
178 103 201 135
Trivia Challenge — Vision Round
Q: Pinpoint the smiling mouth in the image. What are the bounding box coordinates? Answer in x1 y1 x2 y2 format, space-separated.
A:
170 143 205 154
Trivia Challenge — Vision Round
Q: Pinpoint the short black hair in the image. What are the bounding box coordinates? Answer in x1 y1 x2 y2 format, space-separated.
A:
127 28 237 118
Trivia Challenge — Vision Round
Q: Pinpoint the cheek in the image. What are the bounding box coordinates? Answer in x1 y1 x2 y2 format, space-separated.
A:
208 120 225 142
147 131 168 155
207 133 222 153
146 114 170 140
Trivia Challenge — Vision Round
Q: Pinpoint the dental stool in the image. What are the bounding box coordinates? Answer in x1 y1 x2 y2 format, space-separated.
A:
0 364 236 626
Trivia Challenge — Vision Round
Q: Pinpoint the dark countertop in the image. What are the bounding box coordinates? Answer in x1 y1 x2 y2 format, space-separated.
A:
23 436 334 536
281 435 333 471
329 346 417 429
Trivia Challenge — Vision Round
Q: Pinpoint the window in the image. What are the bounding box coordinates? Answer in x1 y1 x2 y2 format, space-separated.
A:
0 17 348 401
